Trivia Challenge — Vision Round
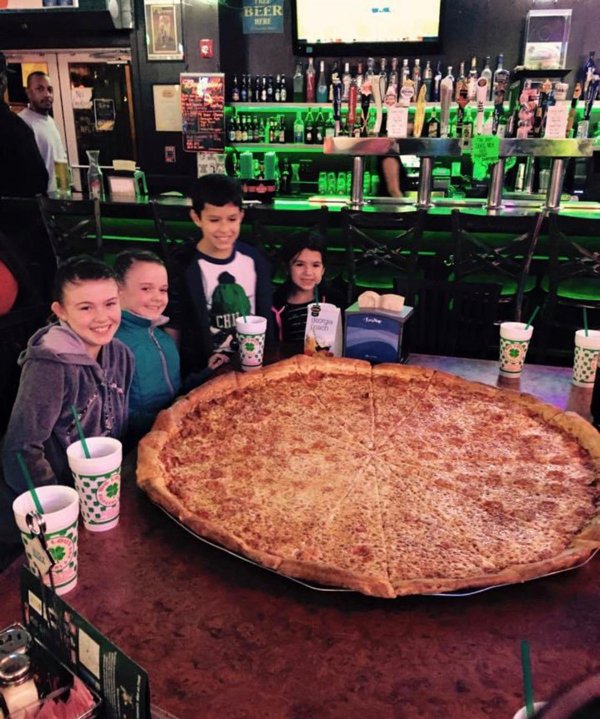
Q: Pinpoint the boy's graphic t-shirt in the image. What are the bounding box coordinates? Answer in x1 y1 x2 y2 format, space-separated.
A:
197 250 256 354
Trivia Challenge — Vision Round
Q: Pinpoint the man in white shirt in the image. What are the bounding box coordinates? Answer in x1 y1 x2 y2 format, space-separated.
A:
19 72 67 193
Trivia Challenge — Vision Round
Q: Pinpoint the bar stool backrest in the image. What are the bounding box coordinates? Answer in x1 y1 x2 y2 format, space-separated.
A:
341 207 427 304
449 209 545 322
150 198 197 265
37 196 103 265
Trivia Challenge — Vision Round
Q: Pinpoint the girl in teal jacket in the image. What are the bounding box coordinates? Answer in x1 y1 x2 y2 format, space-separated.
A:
115 250 181 440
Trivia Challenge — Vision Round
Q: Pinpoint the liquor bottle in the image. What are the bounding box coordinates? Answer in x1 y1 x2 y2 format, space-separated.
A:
347 76 358 134
240 74 247 102
387 57 399 102
234 115 243 142
305 107 315 144
493 54 510 97
426 108 441 138
422 60 432 101
328 61 340 102
467 56 478 101
293 111 305 143
456 62 466 100
412 58 421 98
432 61 442 102
316 60 328 103
379 57 388 88
241 115 249 142
315 110 325 143
582 51 596 94
293 62 304 102
261 75 267 102
481 57 493 102
254 75 262 102
401 58 410 85
228 115 237 143
280 158 291 195
364 57 375 94
266 75 274 103
280 74 288 102
247 74 253 102
355 61 364 93
231 74 240 102
324 111 335 137
306 58 316 103
341 62 351 102
274 74 281 102
252 115 259 142
278 115 286 143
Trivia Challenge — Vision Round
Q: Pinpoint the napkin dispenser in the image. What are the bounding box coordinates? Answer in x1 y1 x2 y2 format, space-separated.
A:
344 301 413 364
106 160 148 200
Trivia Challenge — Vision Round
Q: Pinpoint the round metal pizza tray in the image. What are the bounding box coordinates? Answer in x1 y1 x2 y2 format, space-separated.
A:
159 507 598 598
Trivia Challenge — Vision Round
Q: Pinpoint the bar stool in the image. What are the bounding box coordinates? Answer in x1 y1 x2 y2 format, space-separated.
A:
536 212 600 361
150 198 196 265
37 196 104 264
243 205 329 282
448 209 545 322
394 276 502 359
341 207 427 304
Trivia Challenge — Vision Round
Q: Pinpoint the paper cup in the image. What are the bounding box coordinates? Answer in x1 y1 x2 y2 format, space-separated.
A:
499 322 534 377
572 329 600 387
512 702 546 718
13 485 79 595
235 315 267 371
66 437 122 532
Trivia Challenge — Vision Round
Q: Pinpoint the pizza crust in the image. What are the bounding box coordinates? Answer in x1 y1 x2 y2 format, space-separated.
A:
137 356 600 598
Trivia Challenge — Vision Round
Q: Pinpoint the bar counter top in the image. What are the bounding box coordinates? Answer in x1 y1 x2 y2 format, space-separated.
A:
0 355 598 718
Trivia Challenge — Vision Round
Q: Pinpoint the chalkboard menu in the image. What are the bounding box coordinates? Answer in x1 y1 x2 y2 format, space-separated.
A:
180 73 225 153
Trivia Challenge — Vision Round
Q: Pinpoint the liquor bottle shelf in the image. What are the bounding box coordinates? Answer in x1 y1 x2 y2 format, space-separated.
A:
324 137 597 158
229 101 501 112
228 143 325 152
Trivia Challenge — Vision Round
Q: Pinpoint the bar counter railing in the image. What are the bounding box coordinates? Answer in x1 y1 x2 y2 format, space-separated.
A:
323 136 598 213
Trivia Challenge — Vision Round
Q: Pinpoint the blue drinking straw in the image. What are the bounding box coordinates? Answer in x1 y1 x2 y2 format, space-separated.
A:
16 452 44 514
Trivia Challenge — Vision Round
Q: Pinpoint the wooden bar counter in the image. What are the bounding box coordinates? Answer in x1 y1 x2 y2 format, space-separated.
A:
0 355 598 718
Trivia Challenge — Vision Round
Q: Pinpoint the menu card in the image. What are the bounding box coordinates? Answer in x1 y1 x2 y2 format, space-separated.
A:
180 73 225 153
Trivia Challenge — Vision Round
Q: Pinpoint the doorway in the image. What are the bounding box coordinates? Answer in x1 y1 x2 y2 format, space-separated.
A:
5 49 136 192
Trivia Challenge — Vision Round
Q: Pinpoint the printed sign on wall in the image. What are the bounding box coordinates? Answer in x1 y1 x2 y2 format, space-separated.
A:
242 0 283 34
180 73 225 153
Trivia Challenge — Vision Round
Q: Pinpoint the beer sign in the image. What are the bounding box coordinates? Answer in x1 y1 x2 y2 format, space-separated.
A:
242 0 283 34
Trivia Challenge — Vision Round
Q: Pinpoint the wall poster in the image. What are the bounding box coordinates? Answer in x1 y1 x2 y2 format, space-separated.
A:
180 73 225 153
144 0 184 61
153 84 182 132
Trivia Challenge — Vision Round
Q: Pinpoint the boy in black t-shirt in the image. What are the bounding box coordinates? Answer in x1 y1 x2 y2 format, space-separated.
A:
166 174 272 376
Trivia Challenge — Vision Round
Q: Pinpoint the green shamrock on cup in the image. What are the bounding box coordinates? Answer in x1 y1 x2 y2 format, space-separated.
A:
244 341 255 352
49 545 66 562
106 482 119 499
509 348 521 358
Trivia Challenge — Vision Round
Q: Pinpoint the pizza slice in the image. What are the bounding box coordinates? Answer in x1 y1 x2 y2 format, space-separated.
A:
279 460 394 598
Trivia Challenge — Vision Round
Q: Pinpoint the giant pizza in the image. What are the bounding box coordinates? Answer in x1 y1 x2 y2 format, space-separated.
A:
137 356 600 598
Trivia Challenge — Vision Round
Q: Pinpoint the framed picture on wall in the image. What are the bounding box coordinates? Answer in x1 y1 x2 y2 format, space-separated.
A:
144 0 184 61
152 84 182 131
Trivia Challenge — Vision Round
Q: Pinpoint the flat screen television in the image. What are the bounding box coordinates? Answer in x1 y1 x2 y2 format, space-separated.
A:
291 0 444 56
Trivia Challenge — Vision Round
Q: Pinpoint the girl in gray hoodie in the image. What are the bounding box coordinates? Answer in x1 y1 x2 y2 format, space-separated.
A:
0 256 134 540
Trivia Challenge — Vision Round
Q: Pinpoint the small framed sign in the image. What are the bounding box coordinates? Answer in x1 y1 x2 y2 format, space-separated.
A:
144 0 184 62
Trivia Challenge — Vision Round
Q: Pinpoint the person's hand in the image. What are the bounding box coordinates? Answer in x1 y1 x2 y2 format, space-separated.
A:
207 352 231 370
